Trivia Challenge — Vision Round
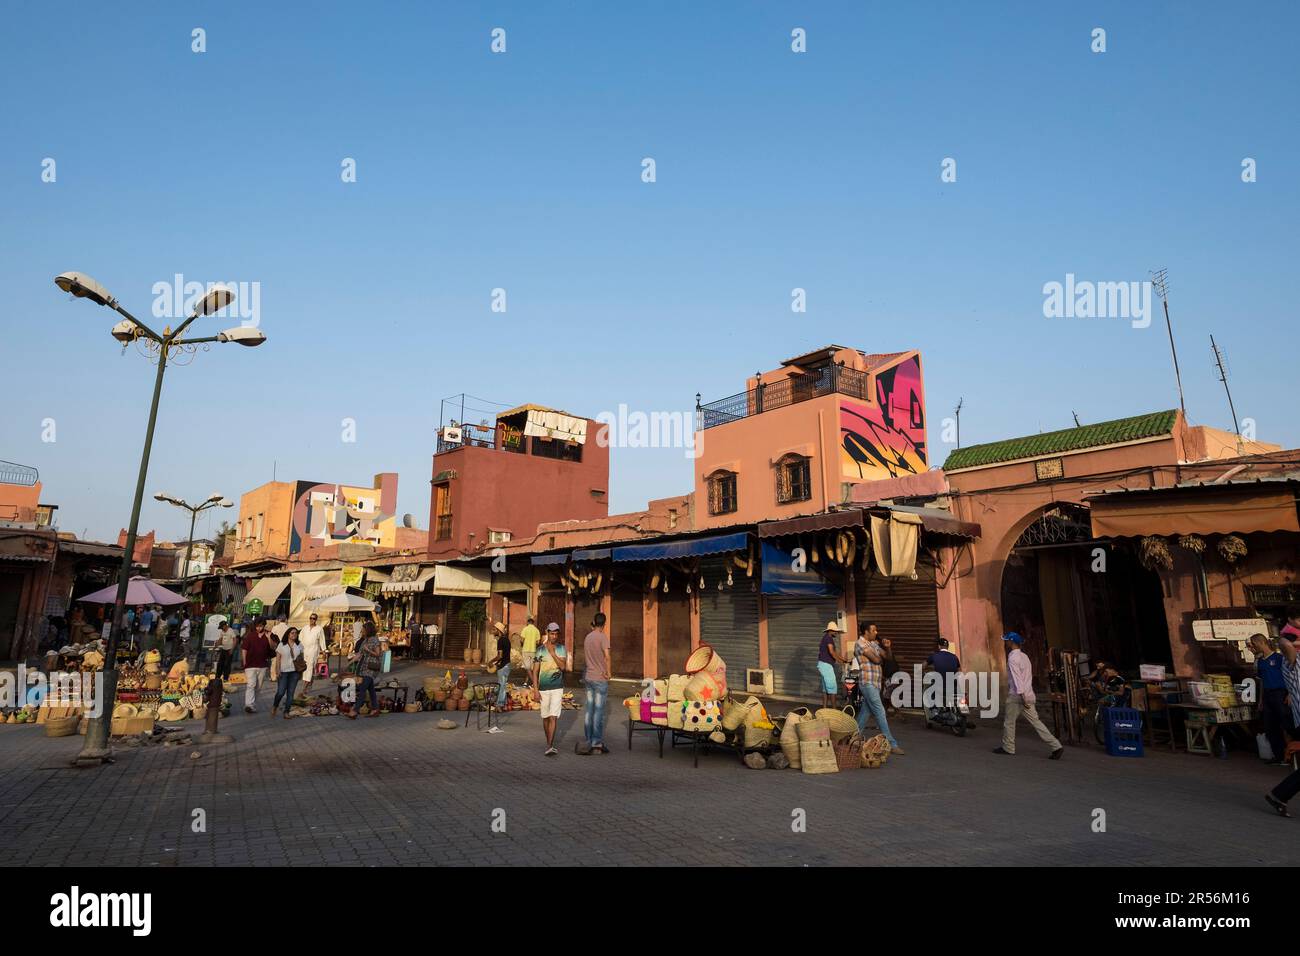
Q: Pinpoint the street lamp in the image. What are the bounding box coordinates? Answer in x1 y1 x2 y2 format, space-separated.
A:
154 492 232 583
55 271 265 765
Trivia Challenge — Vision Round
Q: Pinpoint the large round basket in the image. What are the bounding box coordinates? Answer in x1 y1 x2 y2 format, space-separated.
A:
814 705 858 741
684 670 725 702
684 644 714 674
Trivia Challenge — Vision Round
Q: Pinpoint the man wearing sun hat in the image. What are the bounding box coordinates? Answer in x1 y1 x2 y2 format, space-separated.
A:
993 632 1063 759
816 621 851 709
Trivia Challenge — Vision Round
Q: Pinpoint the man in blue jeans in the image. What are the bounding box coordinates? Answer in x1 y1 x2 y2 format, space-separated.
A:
489 622 512 712
851 621 905 755
578 612 611 754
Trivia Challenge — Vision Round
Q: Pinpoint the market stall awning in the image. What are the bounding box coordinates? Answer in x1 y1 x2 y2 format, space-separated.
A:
571 548 611 562
530 554 568 566
872 505 981 540
758 510 864 537
433 565 492 597
759 542 841 596
381 566 436 594
611 532 749 563
490 572 531 593
243 575 290 607
1089 487 1300 538
307 582 346 599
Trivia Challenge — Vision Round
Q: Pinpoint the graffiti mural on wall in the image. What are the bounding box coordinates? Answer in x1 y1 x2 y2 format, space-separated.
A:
840 354 927 481
289 473 398 554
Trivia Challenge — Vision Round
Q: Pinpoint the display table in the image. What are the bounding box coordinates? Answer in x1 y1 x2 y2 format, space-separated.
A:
626 715 749 768
1169 702 1253 756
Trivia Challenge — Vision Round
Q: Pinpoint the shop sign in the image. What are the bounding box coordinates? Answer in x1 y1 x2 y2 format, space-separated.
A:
1191 617 1268 643
392 564 420 583
246 598 265 614
340 566 366 588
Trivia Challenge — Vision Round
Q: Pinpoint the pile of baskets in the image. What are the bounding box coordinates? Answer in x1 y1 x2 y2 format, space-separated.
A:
775 705 891 773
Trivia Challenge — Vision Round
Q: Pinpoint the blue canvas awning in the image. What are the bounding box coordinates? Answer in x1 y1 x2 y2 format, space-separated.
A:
760 541 841 596
530 554 569 566
611 532 749 563
571 548 611 562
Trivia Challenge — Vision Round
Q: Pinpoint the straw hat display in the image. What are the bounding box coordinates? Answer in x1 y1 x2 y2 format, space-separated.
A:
156 702 188 722
112 703 139 720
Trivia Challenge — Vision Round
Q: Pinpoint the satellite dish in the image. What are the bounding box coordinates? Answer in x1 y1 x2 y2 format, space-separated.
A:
402 514 414 528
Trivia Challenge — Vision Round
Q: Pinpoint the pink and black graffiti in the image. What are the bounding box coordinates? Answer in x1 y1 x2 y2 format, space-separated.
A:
840 355 927 480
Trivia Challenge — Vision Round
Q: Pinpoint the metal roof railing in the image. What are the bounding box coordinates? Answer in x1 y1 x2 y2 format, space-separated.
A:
0 460 39 486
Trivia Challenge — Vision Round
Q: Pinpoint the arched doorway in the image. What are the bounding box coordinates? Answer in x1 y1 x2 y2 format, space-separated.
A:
999 503 1170 683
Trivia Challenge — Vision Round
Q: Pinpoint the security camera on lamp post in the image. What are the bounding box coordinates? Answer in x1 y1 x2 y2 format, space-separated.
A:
54 271 266 764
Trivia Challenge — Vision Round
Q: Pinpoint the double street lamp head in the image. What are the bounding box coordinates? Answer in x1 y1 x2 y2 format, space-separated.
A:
56 271 235 320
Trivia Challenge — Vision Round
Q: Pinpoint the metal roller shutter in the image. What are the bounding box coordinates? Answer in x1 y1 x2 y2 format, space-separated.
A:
854 562 940 675
766 594 841 700
698 558 760 679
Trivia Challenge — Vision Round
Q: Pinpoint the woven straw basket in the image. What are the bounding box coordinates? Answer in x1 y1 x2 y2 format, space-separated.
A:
798 738 839 774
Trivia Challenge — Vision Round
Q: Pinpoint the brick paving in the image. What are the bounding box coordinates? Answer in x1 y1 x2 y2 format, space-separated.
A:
0 663 1296 867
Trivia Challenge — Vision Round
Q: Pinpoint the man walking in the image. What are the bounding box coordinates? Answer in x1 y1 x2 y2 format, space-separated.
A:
519 616 541 689
532 622 567 756
300 612 329 688
994 632 1063 759
577 612 610 755
1265 634 1300 817
488 621 512 720
214 620 235 679
851 621 905 755
241 618 275 713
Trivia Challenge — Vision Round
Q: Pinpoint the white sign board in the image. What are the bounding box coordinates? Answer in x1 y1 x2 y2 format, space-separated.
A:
1191 618 1268 643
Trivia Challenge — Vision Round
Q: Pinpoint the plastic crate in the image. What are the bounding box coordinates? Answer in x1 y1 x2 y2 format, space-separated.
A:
1104 707 1144 757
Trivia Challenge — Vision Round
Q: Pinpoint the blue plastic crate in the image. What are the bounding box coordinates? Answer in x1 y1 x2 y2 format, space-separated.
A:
1104 707 1144 757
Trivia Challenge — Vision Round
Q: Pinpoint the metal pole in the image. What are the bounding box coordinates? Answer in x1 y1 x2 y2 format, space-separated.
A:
78 346 168 763
182 506 198 584
1161 297 1187 420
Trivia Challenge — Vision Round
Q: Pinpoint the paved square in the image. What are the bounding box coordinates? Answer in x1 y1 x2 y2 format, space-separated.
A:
0 664 1294 867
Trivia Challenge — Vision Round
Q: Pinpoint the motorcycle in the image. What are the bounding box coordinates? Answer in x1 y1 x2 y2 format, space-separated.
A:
923 687 971 736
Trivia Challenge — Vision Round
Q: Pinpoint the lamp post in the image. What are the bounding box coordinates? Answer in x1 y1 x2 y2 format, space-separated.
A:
154 492 232 583
54 271 265 764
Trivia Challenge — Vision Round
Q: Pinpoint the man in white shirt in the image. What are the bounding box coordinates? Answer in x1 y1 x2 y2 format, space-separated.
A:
300 612 329 687
270 615 289 640
993 632 1063 760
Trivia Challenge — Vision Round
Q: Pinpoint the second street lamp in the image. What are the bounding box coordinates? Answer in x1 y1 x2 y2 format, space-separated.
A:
55 271 265 764
154 492 232 584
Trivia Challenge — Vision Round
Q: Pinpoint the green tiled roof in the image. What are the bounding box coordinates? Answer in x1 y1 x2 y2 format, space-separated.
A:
942 410 1178 471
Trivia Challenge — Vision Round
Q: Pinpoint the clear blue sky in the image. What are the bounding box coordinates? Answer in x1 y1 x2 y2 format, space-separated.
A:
2 1 1296 543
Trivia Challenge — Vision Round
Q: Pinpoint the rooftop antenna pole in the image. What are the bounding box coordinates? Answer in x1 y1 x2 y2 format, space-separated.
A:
954 397 963 448
1210 334 1241 436
1072 411 1081 427
1150 269 1187 420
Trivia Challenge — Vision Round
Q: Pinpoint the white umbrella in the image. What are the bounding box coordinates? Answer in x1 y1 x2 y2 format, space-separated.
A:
308 592 377 612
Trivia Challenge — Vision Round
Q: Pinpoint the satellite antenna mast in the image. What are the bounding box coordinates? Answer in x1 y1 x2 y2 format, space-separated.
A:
1210 334 1240 436
954 397 963 448
1150 269 1187 420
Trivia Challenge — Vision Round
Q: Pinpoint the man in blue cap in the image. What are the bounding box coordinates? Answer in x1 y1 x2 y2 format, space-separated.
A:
993 632 1063 760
